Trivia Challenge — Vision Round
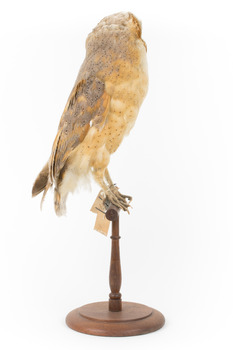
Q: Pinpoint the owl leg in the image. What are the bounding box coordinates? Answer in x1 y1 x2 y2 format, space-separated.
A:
104 169 133 203
92 168 131 213
54 187 68 216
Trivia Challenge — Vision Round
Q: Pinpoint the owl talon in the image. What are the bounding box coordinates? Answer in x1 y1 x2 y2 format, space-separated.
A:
120 194 132 203
105 186 132 213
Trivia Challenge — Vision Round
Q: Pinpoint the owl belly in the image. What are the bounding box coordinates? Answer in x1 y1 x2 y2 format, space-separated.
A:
104 76 148 153
103 102 138 154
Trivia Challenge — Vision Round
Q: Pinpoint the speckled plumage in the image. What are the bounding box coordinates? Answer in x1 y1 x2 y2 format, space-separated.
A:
32 12 148 215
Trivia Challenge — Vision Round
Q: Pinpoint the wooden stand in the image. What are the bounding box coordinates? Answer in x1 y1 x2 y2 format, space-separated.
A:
66 204 165 337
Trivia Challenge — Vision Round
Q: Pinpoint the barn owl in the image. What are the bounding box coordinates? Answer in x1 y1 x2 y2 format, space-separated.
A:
32 12 148 215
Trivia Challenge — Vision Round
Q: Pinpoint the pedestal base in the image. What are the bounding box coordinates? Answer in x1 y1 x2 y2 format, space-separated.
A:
66 301 165 337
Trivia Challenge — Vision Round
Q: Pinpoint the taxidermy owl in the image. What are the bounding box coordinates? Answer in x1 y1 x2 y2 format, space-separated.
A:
32 12 148 215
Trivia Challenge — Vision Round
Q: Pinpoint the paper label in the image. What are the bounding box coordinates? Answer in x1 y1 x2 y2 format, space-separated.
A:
90 190 106 214
91 191 110 236
94 211 110 236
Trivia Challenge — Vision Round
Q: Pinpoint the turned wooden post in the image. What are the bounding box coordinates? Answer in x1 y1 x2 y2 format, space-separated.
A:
105 204 122 312
66 199 165 336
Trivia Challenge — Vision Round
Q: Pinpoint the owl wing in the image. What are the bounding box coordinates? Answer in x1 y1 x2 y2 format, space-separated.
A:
49 76 110 183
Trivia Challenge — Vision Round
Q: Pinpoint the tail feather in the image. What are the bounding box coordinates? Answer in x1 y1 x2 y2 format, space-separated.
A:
32 162 52 210
32 162 49 197
32 162 67 216
40 181 52 210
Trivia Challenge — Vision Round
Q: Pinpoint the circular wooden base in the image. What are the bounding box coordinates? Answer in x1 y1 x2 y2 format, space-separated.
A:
66 301 165 337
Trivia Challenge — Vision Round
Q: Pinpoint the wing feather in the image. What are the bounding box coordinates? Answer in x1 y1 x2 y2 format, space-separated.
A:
49 76 110 183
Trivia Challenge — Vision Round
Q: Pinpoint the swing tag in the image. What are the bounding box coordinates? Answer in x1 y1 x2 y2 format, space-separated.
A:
90 191 110 236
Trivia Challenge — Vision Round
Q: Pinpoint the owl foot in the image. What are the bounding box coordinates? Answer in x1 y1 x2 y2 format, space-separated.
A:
105 185 132 213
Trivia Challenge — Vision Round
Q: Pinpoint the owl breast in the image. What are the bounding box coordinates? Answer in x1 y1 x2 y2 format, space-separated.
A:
104 39 148 153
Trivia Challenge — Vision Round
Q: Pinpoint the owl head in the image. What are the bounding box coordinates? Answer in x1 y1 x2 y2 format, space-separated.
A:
85 12 146 53
94 12 142 38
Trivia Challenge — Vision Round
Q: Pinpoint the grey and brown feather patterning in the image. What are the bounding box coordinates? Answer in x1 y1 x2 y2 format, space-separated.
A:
32 12 148 216
50 77 110 183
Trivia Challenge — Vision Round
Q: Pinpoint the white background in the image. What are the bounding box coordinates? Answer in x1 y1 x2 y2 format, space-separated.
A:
0 0 233 349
